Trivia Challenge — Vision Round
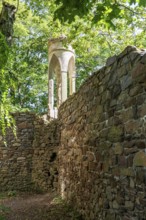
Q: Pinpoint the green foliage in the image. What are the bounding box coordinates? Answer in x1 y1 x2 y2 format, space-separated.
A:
7 190 17 197
0 47 16 137
0 91 16 137
130 0 136 4
139 0 146 7
0 215 6 220
0 204 11 219
0 0 146 119
0 2 17 137
54 0 145 24
0 32 9 69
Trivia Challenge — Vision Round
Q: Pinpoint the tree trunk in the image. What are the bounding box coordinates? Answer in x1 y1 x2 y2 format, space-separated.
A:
0 2 16 46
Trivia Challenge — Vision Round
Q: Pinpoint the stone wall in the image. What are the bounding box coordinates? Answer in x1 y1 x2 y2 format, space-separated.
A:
58 46 146 220
0 113 59 192
0 112 35 191
32 117 60 192
0 46 146 220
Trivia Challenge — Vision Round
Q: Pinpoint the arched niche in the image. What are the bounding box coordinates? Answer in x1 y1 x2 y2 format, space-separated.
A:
68 56 76 95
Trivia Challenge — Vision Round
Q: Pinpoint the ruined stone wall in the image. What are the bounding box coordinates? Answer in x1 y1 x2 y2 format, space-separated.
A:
0 113 59 192
0 113 35 191
58 46 146 220
32 118 60 192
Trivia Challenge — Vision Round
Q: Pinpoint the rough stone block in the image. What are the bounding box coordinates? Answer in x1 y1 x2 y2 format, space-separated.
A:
131 63 146 82
106 55 117 66
108 126 124 142
114 143 123 155
119 156 127 167
125 201 134 210
120 168 134 176
133 151 146 167
120 75 132 91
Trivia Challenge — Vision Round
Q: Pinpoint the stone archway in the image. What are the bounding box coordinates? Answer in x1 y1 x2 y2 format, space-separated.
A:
48 37 76 118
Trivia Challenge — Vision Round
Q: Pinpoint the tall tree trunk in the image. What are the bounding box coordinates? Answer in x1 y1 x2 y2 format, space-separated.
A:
0 2 16 46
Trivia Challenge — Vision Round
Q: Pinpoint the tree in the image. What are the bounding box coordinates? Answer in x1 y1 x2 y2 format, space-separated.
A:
0 0 146 120
0 2 16 46
54 0 146 25
0 1 17 135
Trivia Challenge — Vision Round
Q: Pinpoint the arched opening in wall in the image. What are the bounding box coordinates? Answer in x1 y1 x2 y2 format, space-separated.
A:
68 56 76 96
49 54 61 110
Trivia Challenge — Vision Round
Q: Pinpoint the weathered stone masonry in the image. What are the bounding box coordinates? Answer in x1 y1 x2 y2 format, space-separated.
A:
0 113 60 192
0 113 35 191
32 117 60 191
58 46 146 220
0 46 146 220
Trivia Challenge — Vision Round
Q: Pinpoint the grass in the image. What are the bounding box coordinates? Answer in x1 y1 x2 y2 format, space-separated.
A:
0 205 11 212
0 191 17 200
0 216 6 220
0 193 7 200
0 204 11 220
0 191 13 220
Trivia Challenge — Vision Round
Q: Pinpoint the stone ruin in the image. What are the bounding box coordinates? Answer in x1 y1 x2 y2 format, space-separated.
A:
0 44 146 220
48 36 76 118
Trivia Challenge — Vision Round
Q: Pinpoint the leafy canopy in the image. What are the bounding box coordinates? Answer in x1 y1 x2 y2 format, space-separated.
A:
54 0 146 25
0 0 146 123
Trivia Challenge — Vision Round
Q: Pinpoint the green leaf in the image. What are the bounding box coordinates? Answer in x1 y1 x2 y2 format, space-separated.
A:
130 0 136 4
139 0 146 7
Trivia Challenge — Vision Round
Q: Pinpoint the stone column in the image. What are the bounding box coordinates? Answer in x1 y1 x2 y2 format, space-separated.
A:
69 77 72 95
57 83 62 107
48 79 54 110
72 77 76 94
71 72 76 94
61 71 68 102
57 74 62 107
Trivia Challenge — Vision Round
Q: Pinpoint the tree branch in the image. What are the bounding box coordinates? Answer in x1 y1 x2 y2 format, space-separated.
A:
16 0 19 12
115 0 140 15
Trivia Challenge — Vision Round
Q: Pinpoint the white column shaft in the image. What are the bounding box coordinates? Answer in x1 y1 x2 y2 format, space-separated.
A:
71 73 76 94
48 79 54 109
61 71 68 102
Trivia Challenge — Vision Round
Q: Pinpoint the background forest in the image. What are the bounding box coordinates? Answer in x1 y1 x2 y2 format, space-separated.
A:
0 0 146 132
